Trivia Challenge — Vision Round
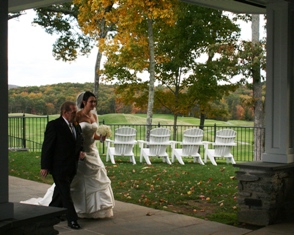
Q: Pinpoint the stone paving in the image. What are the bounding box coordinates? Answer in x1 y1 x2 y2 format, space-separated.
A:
9 176 294 235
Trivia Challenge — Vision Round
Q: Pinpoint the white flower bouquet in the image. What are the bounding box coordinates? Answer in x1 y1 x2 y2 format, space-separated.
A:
96 125 112 142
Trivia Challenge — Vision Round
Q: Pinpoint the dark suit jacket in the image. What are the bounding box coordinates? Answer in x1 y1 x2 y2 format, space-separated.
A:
41 116 83 176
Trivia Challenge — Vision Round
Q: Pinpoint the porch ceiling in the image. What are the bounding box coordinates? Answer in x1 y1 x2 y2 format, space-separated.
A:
9 0 71 12
8 0 287 15
182 0 268 14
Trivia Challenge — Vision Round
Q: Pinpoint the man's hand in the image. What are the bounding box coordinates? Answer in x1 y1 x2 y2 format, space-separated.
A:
40 169 48 178
79 151 86 161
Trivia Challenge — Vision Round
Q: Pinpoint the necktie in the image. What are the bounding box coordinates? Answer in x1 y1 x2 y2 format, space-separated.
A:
69 123 76 139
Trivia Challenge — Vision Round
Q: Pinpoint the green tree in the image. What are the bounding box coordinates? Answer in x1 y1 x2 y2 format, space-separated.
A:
97 84 116 114
33 3 94 61
156 3 240 130
8 12 22 20
225 93 240 119
237 15 266 160
31 2 115 100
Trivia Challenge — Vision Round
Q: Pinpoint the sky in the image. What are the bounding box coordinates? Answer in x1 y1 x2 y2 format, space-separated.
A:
8 10 98 87
8 10 265 87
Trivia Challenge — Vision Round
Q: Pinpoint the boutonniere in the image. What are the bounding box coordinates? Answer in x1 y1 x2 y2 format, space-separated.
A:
73 122 81 135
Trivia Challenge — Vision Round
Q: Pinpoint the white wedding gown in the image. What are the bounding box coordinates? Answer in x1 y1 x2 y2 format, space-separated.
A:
21 122 115 219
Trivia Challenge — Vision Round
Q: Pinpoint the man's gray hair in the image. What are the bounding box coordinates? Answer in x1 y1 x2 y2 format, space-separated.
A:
60 101 76 116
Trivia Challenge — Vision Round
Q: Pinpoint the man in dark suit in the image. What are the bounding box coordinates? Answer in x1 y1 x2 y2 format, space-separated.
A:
40 101 84 230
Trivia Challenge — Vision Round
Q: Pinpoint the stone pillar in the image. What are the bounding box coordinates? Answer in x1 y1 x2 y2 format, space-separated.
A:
235 162 294 226
0 0 14 220
262 1 294 163
235 1 294 226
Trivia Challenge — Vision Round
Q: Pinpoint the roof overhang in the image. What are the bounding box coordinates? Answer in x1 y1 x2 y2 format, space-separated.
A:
9 0 71 12
181 0 267 14
9 0 268 14
10 0 290 15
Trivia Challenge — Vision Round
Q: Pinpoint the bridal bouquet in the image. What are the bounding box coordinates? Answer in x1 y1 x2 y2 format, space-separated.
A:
96 125 112 142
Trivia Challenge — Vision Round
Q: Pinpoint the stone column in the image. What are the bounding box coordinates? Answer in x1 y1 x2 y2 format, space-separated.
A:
262 1 294 163
235 1 294 226
0 0 14 220
235 162 294 226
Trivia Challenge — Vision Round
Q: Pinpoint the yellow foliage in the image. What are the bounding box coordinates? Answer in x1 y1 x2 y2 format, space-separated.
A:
74 0 178 73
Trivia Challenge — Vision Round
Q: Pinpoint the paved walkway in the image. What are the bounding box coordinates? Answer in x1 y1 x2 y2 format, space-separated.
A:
9 176 294 235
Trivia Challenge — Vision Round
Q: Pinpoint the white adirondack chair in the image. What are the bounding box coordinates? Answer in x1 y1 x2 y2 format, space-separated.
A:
138 128 171 165
106 126 137 164
170 128 204 165
203 129 237 166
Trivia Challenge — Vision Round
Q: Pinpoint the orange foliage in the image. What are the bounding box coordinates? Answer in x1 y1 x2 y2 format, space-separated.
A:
74 0 178 72
235 104 244 120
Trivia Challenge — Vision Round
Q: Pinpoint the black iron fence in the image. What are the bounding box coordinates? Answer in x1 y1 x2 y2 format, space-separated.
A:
8 114 49 151
8 114 264 162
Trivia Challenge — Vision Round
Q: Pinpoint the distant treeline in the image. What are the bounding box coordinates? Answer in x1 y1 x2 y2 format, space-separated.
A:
8 82 262 121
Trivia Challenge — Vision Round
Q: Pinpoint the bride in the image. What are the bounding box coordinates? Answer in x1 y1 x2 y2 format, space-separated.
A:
21 91 115 219
71 91 114 218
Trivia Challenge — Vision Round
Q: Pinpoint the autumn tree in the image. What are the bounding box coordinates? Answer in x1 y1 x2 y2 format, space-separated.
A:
73 0 114 98
86 0 178 140
225 85 256 121
102 3 242 139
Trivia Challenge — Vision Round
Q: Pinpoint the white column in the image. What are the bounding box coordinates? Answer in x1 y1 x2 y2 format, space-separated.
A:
262 1 294 163
0 0 14 220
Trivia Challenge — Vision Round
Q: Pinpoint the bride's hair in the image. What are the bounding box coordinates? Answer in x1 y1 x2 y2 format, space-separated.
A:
76 91 96 109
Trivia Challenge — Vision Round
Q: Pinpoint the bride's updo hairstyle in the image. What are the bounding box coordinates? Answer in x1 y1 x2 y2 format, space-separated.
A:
80 91 96 109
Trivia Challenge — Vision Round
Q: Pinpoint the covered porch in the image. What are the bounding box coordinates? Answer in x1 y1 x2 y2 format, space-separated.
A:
1 0 294 232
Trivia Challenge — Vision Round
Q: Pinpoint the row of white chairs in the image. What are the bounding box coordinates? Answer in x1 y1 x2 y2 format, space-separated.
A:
105 127 236 166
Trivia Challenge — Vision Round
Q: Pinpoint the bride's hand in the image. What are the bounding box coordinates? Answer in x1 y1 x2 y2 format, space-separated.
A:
79 151 86 161
100 135 106 143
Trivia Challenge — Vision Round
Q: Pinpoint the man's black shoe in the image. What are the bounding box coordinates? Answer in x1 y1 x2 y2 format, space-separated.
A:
68 221 81 230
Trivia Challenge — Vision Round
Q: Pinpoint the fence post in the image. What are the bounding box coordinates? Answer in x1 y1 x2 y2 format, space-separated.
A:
22 113 26 149
214 123 217 142
102 119 105 154
158 122 160 127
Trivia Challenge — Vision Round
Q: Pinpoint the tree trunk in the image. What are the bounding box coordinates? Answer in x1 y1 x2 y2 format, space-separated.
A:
252 14 264 161
146 18 155 141
173 114 178 140
200 112 205 130
94 50 102 100
94 5 113 104
253 78 264 161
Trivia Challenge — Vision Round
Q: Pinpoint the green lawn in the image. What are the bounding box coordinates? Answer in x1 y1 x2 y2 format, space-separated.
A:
100 113 253 126
9 151 244 227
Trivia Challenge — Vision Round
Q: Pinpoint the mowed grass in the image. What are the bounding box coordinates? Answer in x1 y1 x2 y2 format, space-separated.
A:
100 113 249 126
9 151 242 227
10 113 253 127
